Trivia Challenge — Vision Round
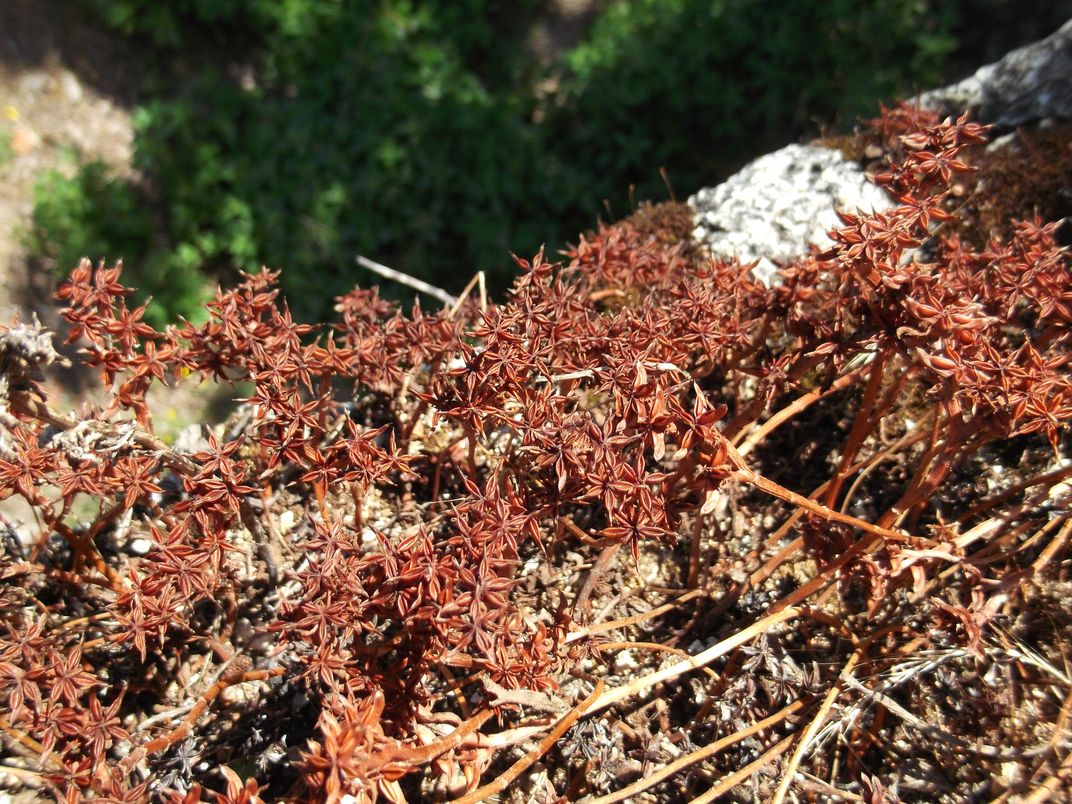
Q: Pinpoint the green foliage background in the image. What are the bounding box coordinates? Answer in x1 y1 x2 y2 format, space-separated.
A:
30 0 957 324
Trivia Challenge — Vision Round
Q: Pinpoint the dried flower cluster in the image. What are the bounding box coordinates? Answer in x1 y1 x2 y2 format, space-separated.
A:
0 104 1070 802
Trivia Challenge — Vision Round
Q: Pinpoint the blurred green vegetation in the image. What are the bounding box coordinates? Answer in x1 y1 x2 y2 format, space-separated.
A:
31 0 958 323
0 128 13 168
29 159 212 328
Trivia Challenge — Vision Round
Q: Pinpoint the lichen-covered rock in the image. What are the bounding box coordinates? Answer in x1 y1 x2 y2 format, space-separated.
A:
917 18 1072 127
688 143 891 285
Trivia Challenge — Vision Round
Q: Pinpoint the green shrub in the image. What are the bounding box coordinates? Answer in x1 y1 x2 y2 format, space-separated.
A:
36 0 958 324
63 1 554 322
544 0 957 214
0 128 13 168
29 160 210 328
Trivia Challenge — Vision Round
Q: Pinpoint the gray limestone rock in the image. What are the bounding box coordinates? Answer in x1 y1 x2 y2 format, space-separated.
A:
917 18 1072 127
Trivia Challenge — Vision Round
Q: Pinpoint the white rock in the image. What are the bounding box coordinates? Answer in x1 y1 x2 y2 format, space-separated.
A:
1001 761 1022 785
689 144 892 285
128 537 152 556
278 509 295 532
18 71 51 95
613 649 638 671
59 70 83 103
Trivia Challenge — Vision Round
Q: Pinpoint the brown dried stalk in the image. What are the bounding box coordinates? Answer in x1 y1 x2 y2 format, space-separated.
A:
587 696 810 804
770 645 865 804
585 606 805 715
452 680 603 804
689 734 796 804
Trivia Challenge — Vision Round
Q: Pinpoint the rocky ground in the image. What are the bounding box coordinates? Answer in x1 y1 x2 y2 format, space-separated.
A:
0 0 136 325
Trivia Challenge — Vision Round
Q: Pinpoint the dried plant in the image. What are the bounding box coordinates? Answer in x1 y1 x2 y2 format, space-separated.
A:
0 104 1070 802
